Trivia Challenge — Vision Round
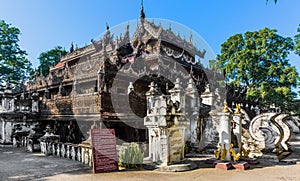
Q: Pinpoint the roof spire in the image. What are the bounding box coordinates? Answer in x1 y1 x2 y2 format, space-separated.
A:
140 0 145 19
106 22 109 30
189 30 193 44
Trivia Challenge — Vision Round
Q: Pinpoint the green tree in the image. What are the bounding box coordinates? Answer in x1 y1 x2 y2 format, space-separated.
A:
217 28 299 111
37 46 67 76
0 20 32 86
295 24 300 56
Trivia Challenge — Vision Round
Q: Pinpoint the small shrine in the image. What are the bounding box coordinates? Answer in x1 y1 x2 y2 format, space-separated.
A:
0 82 39 146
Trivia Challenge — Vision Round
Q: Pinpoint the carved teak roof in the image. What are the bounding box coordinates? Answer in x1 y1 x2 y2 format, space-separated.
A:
28 17 207 90
132 20 206 58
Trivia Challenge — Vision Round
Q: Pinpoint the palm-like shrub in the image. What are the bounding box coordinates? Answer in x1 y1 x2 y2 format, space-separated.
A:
119 143 144 169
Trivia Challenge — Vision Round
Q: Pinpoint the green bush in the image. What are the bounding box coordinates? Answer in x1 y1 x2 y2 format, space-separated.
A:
119 143 144 169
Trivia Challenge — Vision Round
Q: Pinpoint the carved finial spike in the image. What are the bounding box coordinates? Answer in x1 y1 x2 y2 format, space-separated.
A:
189 31 193 44
140 0 145 19
70 42 74 53
106 22 109 30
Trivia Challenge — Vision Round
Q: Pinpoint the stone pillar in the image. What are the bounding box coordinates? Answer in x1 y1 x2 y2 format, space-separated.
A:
160 135 169 166
56 143 61 157
160 129 168 166
233 114 242 153
1 121 13 144
11 97 16 111
144 81 186 165
1 120 4 143
145 82 169 164
218 112 231 161
1 95 4 111
185 78 198 144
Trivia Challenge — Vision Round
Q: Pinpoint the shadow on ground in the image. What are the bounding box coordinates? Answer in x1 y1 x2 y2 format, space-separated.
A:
1 134 300 180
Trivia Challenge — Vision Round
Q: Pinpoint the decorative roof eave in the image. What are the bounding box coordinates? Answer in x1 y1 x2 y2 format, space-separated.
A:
143 21 163 39
60 44 97 62
160 28 206 58
131 20 162 45
131 20 206 58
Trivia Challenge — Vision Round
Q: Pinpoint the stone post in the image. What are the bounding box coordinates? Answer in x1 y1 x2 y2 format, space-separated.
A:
185 78 199 145
4 121 13 144
218 112 231 161
160 133 168 166
144 82 168 164
233 114 242 153
1 121 5 143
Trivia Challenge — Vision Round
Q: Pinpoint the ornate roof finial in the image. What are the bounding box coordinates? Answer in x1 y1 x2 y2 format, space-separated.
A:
70 42 74 53
40 67 43 76
189 31 193 44
106 22 109 30
34 68 37 78
168 23 172 30
140 0 145 19
126 23 130 34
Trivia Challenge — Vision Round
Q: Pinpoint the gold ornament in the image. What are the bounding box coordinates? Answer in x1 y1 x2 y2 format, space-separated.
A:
234 103 242 114
241 143 250 158
229 144 241 162
214 143 222 160
222 101 230 113
220 144 227 161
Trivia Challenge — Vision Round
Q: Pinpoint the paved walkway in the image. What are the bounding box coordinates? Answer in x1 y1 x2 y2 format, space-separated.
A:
0 147 89 181
44 134 300 181
281 134 300 163
2 134 300 181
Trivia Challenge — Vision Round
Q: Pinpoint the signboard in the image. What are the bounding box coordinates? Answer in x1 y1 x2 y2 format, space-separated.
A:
91 129 118 173
169 130 183 163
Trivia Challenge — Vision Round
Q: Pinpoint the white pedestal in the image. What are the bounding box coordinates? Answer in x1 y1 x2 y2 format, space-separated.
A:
218 112 231 161
233 114 242 153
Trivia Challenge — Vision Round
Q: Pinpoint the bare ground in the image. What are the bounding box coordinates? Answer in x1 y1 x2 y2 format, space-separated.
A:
2 134 300 181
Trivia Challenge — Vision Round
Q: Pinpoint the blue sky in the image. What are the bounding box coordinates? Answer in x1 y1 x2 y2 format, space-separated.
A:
0 0 299 71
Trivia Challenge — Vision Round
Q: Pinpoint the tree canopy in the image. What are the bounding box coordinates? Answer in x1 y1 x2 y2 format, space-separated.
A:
37 46 67 76
0 20 32 86
217 27 299 111
295 24 300 56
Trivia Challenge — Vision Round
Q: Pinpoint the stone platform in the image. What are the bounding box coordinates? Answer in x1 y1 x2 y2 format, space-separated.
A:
203 157 257 170
232 162 250 170
145 159 197 172
214 161 250 170
214 162 233 170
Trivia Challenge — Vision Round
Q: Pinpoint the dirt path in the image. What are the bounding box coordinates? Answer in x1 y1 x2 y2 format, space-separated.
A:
45 164 300 181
